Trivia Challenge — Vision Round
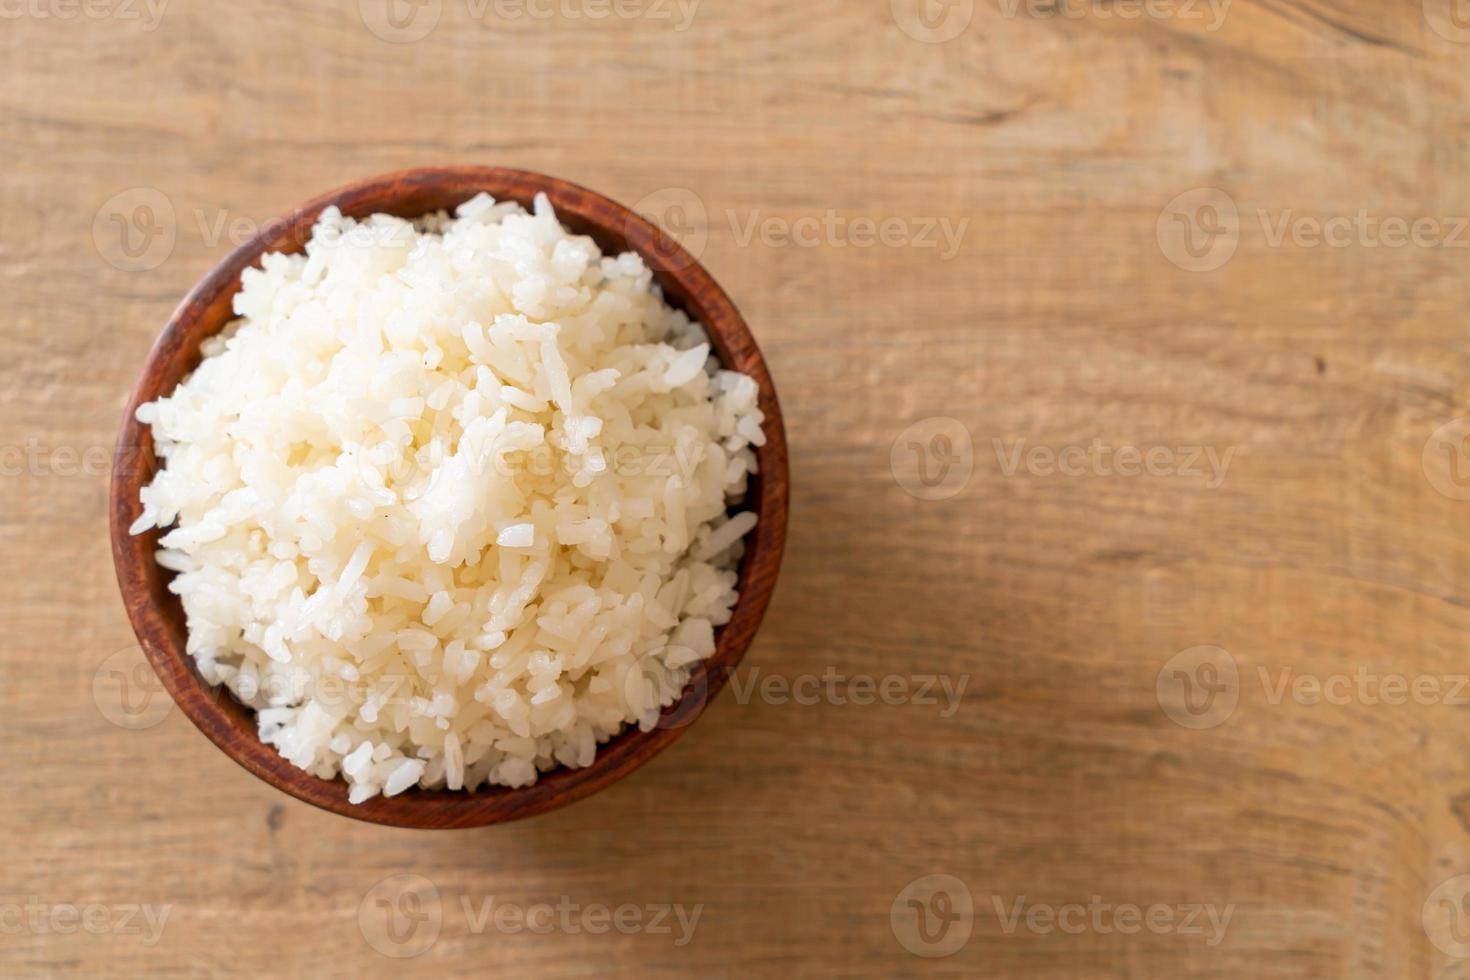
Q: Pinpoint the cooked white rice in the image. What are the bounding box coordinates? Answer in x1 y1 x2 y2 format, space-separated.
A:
130 193 764 803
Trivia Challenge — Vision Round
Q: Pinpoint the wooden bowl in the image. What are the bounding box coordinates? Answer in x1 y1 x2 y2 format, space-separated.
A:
109 167 788 828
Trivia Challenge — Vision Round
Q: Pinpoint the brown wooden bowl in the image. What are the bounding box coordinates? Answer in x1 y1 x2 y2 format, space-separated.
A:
109 167 788 829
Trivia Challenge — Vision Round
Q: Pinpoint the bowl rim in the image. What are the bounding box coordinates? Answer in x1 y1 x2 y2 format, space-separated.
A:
109 166 788 829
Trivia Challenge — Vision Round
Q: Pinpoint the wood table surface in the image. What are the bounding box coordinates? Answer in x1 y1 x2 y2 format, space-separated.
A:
6 0 1470 976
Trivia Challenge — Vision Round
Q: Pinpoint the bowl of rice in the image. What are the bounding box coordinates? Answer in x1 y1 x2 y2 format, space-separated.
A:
109 167 788 828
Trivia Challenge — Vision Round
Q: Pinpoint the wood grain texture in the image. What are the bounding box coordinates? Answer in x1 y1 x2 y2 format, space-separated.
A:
7 0 1470 975
109 166 789 828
